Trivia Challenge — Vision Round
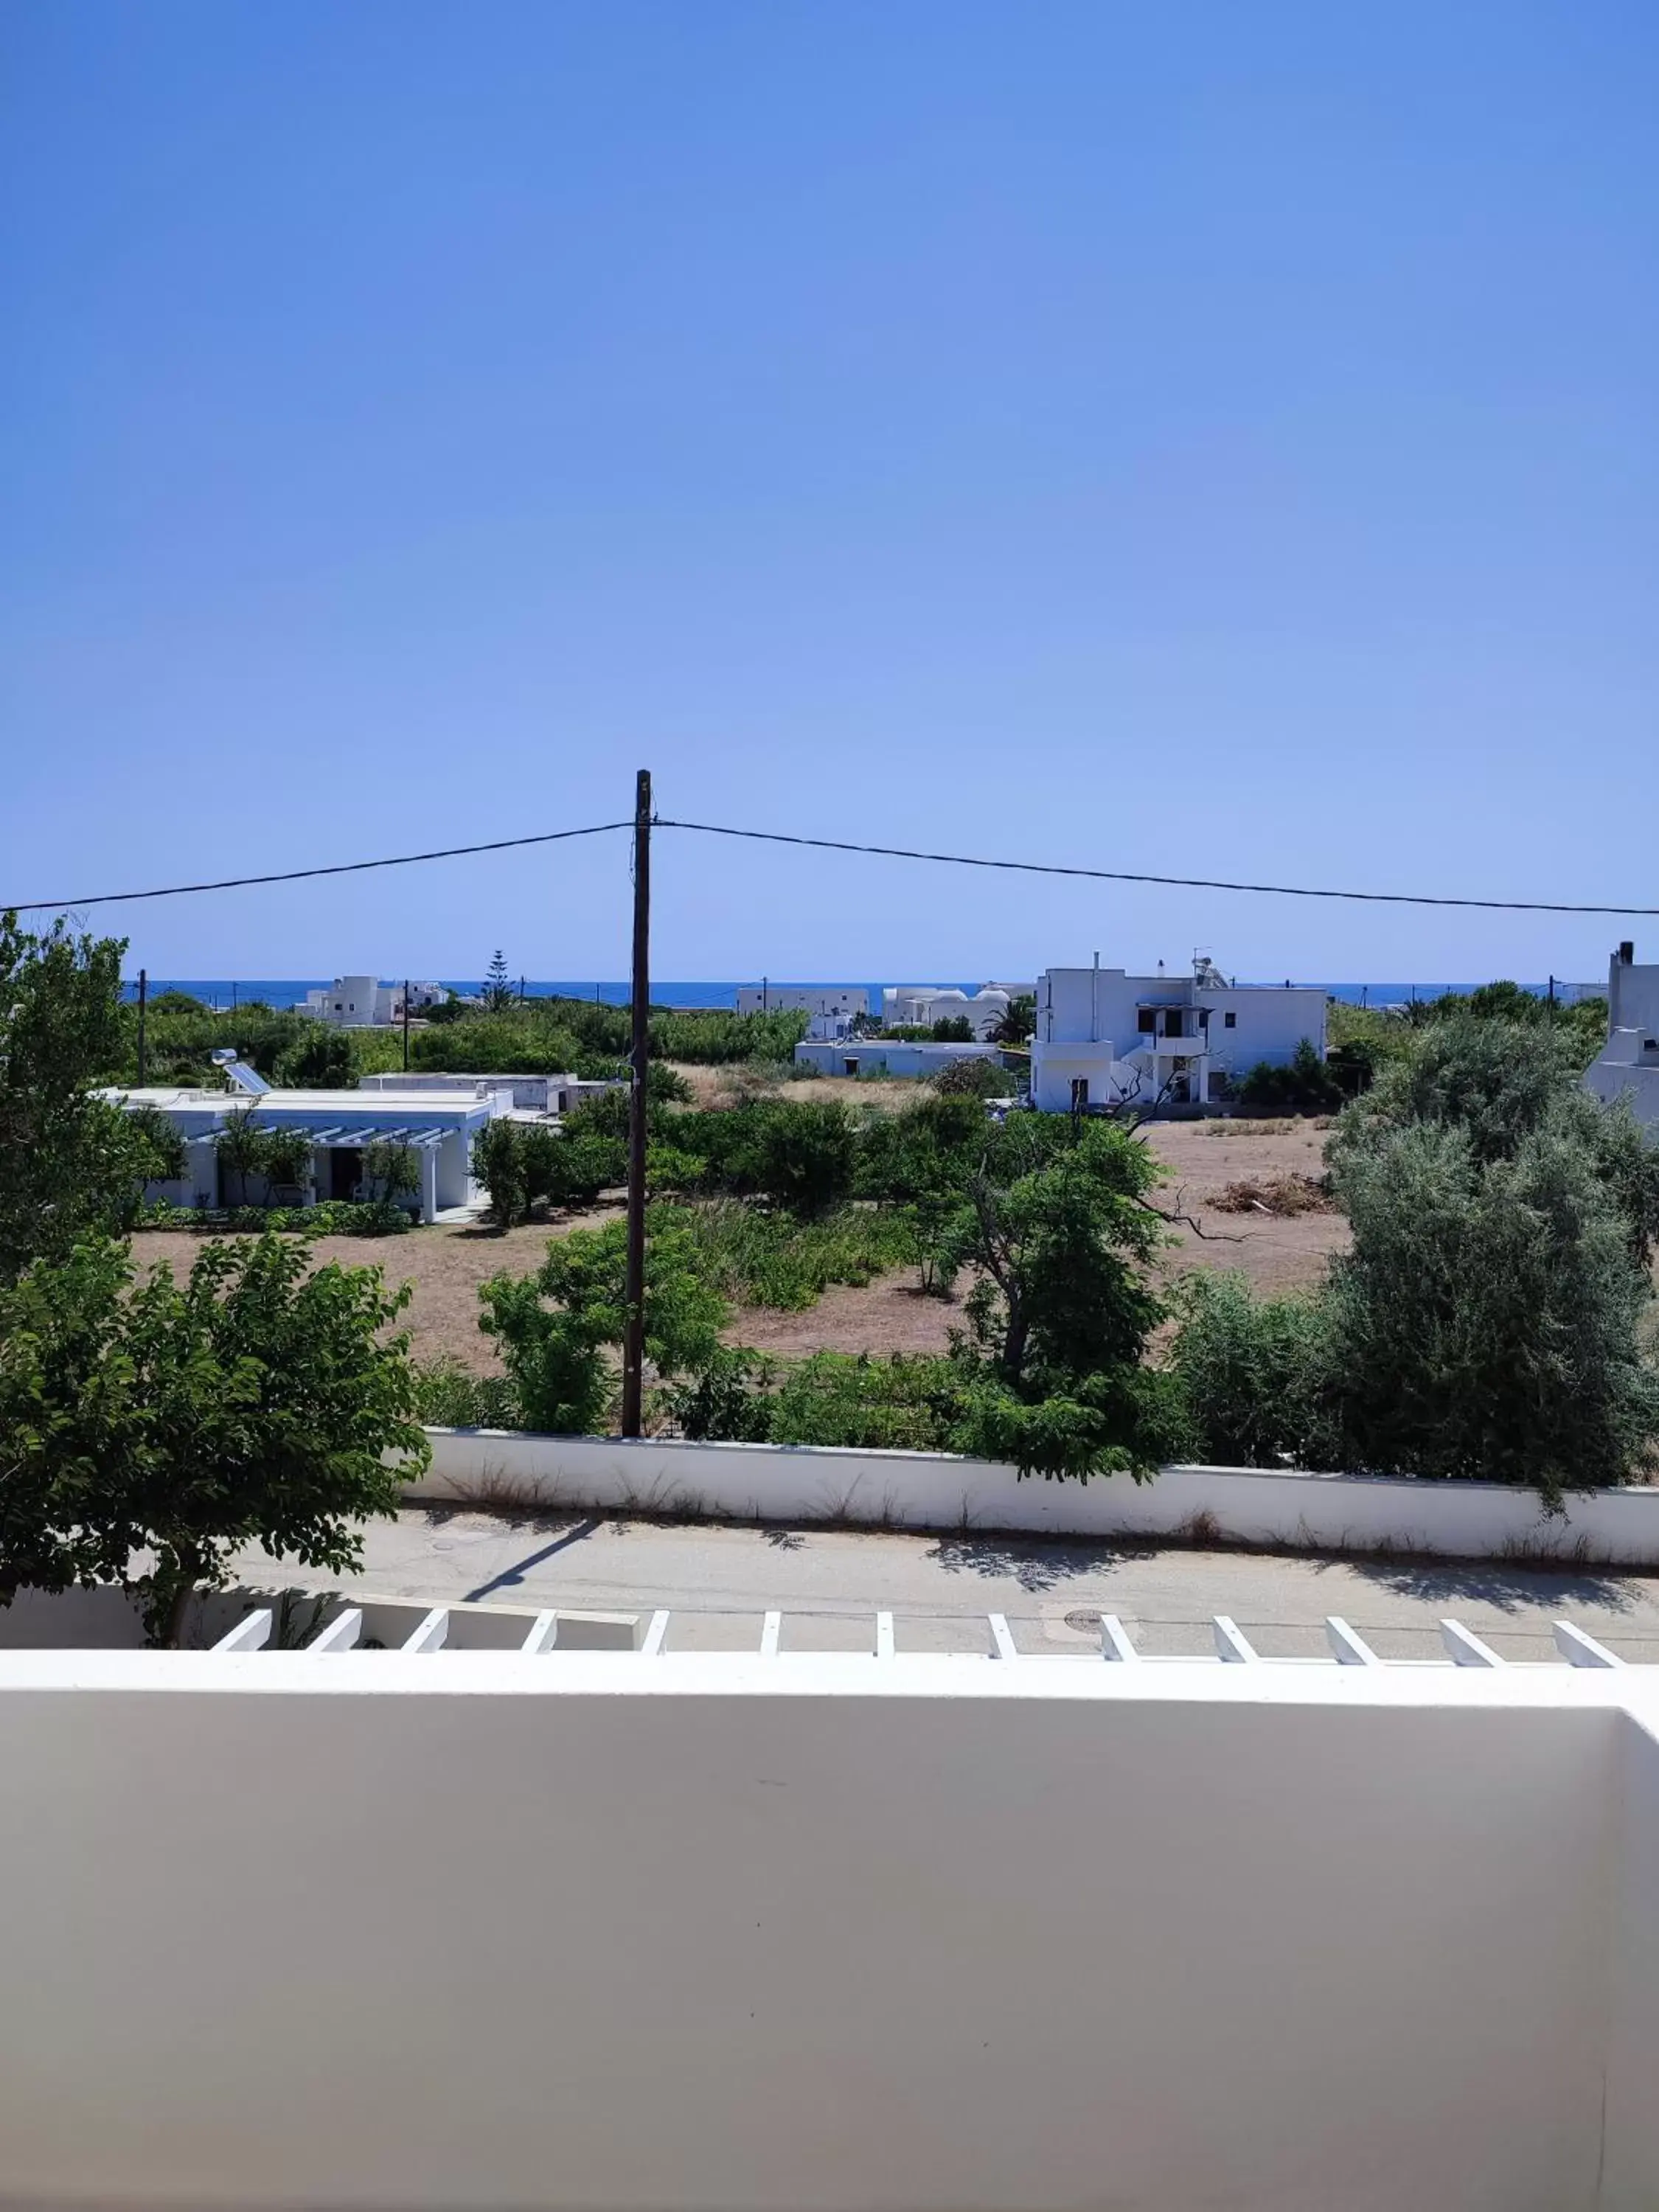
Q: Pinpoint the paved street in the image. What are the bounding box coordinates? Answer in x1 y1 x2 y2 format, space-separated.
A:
240 1509 1659 1663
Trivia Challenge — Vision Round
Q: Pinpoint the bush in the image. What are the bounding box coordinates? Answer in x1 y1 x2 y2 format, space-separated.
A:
681 1099 858 1215
929 1056 1007 1099
1171 1273 1334 1468
472 1119 529 1226
410 1358 523 1429
1237 1040 1343 1115
931 1015 974 1043
136 1200 411 1235
274 1027 354 1086
478 1215 728 1434
660 1199 914 1310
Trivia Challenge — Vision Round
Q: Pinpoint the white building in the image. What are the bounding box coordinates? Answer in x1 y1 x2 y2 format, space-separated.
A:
299 977 445 1026
1585 941 1659 1135
737 984 871 1019
881 983 1033 1039
102 1083 501 1221
793 1037 1001 1079
0 1610 1655 2210
1030 959 1327 1112
357 1070 624 1116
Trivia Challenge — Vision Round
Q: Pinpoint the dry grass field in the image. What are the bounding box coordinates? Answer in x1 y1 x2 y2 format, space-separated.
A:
128 1112 1352 1373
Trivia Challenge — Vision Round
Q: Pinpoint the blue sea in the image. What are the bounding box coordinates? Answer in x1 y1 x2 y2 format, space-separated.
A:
119 977 1602 1012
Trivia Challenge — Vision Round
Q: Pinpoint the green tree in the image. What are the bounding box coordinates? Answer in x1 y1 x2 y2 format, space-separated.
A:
364 1138 420 1208
931 1015 975 1043
479 1215 727 1433
1237 1039 1343 1115
0 913 142 1281
215 1109 270 1207
472 1119 529 1227
991 994 1037 1046
0 1235 427 1641
483 950 514 1012
274 1027 354 1086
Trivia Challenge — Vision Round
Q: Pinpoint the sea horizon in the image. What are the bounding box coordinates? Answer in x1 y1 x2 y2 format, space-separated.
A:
118 976 1607 1012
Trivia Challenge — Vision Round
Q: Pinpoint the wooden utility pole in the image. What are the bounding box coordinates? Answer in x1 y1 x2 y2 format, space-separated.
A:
620 768 652 1437
136 968 148 1085
403 978 411 1071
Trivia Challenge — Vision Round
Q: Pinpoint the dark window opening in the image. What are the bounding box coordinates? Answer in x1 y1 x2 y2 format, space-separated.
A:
1224 1011 1237 1029
1137 1009 1156 1034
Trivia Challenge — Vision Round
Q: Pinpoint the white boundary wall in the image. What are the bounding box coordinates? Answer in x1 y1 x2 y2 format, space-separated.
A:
0 1650 1652 2210
413 1429 1659 1563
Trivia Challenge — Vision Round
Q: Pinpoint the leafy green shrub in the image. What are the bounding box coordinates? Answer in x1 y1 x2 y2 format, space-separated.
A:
471 1119 529 1226
658 1200 914 1310
274 1027 354 1086
1237 1040 1343 1115
136 1200 411 1235
928 1056 1007 1099
1170 1273 1334 1468
931 1015 974 1043
0 1233 425 1641
678 1099 858 1214
410 1358 522 1429
479 1215 727 1433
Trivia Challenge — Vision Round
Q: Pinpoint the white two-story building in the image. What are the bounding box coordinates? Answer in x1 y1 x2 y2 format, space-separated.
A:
1029 960 1327 1113
1585 942 1659 1138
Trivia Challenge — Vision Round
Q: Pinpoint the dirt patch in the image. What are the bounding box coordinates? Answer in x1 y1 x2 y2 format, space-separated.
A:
1138 1117 1349 1302
726 1273 963 1359
1211 1173 1333 1217
667 1062 929 1113
126 1206 623 1374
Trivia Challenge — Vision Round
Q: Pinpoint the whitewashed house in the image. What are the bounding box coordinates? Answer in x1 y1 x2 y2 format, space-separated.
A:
1585 942 1659 1135
793 1038 1001 1079
1029 959 1327 1112
357 1070 623 1116
881 983 1033 1038
298 976 445 1026
102 1082 501 1221
737 984 870 1018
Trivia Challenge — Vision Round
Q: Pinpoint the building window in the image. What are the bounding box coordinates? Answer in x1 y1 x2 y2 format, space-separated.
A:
844 1059 859 1076
1224 1010 1237 1029
1137 1009 1156 1034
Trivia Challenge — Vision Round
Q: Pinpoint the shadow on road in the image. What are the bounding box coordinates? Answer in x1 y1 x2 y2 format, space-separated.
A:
925 1534 1157 1593
1340 1556 1649 1616
463 1517 602 1601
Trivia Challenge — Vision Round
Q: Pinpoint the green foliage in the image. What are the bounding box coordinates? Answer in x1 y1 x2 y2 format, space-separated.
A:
124 1105 187 1197
145 989 210 1015
410 995 806 1070
136 1200 410 1235
658 1199 915 1310
409 1357 522 1429
472 1119 529 1226
671 1099 858 1214
213 1110 314 1203
0 1234 426 1640
1400 980 1608 1072
483 950 515 1011
928 1055 1007 1099
363 1138 420 1206
479 1216 728 1433
1237 1040 1343 1115
991 994 1037 1046
931 1015 974 1043
0 912 141 1281
1170 1273 1334 1469
274 1026 355 1087
1173 1017 1659 1500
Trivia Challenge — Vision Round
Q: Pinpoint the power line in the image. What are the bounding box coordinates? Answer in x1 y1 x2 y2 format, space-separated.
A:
5 820 633 911
658 819 1659 918
6 809 1655 918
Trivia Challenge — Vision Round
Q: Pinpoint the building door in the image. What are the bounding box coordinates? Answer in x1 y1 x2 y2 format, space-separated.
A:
329 1148 362 1201
844 1058 859 1076
1071 1076 1090 1110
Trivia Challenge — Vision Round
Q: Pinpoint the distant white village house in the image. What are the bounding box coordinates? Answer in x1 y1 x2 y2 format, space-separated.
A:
793 1038 1001 1080
102 1079 501 1222
1029 958 1326 1112
1585 941 1659 1135
880 983 1032 1039
737 984 870 1019
297 975 446 1026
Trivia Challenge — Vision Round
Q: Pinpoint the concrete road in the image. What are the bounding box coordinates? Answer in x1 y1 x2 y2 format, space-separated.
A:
238 1510 1659 1663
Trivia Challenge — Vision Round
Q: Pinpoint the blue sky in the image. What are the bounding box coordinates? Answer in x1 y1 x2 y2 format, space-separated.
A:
2 0 1655 986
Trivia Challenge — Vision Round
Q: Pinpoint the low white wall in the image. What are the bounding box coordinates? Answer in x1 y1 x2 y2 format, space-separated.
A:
411 1430 1659 1564
0 1655 1624 2211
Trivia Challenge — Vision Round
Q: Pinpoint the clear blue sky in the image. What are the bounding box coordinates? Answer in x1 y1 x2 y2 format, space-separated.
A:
3 0 1655 986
